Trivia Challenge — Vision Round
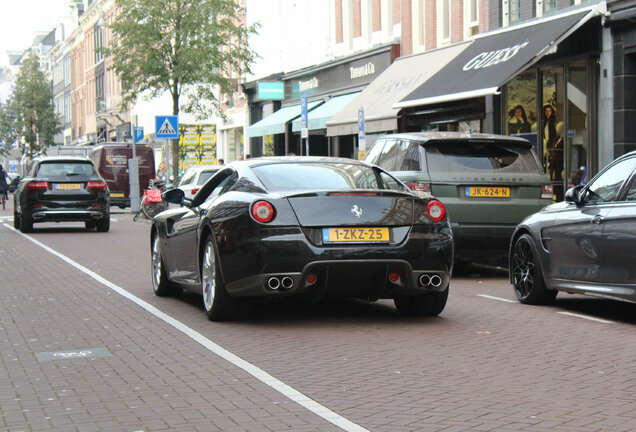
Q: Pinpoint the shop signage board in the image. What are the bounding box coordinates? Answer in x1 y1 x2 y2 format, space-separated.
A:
258 82 285 100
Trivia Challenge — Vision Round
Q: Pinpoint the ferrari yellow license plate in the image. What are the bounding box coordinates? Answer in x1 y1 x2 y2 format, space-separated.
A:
54 183 81 190
110 192 125 197
465 186 510 198
322 227 390 243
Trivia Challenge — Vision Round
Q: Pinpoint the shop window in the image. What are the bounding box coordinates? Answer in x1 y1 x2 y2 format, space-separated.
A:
502 71 538 141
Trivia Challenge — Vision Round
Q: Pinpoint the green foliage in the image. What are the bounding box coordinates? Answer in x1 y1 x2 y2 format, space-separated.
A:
0 102 18 157
106 0 258 120
7 53 61 157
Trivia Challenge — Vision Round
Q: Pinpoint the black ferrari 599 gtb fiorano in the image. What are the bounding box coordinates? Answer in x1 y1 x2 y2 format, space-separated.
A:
150 157 454 321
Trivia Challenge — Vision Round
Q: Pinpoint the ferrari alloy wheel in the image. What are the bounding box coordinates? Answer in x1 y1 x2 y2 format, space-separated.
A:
394 288 449 317
151 236 178 297
511 234 557 305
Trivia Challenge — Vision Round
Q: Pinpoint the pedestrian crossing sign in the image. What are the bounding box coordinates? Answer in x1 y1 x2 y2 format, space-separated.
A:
155 115 179 139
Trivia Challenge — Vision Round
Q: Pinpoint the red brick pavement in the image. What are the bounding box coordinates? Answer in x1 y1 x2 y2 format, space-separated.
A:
0 221 344 432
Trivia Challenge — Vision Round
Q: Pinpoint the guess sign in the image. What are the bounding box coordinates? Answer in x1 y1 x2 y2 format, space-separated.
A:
462 42 529 71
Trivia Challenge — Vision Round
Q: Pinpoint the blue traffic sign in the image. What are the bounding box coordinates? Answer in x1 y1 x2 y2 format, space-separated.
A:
155 115 179 139
134 126 144 143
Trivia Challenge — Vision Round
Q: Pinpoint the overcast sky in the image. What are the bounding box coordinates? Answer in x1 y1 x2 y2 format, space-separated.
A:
0 0 73 67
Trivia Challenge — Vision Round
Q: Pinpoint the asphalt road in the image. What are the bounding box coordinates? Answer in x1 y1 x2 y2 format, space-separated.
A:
1 201 635 432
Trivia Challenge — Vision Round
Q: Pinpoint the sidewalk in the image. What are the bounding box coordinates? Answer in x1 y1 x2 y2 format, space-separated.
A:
0 221 341 432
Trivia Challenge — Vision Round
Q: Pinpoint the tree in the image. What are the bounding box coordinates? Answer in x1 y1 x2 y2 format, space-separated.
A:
0 102 18 157
9 52 61 158
106 0 258 180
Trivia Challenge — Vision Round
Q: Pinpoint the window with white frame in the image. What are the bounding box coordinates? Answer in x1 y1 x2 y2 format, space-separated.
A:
413 0 426 51
506 0 521 25
437 0 451 45
464 0 479 38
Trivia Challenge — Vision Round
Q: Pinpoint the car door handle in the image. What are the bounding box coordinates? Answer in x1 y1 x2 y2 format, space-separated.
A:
591 214 604 224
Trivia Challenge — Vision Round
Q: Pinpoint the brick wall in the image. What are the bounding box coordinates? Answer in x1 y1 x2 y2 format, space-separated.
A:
451 0 464 43
426 0 437 50
354 0 361 37
372 0 382 31
401 0 413 55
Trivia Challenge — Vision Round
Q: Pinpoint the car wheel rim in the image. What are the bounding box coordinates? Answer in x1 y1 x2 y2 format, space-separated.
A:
202 241 216 311
512 238 534 299
151 237 162 290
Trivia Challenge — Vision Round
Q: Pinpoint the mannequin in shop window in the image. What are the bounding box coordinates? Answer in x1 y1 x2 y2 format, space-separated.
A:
543 103 564 181
507 104 532 135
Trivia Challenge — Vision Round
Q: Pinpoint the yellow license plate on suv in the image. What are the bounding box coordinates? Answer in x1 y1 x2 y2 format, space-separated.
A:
465 186 510 198
54 183 81 190
322 227 390 243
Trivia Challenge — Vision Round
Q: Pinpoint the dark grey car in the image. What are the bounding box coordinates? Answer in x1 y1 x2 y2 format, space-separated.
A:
509 150 636 305
365 132 553 264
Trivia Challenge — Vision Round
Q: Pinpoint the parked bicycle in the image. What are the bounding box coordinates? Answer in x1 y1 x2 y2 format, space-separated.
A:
133 179 168 221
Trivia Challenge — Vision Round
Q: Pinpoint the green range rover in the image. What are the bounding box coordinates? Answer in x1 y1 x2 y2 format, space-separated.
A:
365 131 553 266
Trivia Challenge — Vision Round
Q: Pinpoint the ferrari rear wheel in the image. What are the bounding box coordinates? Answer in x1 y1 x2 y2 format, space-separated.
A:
201 235 242 321
511 234 557 305
394 288 449 317
151 236 179 297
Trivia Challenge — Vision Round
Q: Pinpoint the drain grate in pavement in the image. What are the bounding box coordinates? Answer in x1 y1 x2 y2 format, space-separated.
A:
35 348 113 362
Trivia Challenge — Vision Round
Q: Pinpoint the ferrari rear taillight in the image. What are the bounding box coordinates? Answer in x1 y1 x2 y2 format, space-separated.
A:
541 184 553 199
427 200 446 222
251 201 276 223
406 182 430 192
27 181 49 191
87 181 107 190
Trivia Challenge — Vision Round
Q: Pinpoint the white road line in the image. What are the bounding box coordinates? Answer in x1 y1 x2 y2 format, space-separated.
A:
477 294 517 303
557 312 614 324
0 222 369 432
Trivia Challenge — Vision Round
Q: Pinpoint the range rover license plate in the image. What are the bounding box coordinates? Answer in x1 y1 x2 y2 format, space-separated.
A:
465 186 510 198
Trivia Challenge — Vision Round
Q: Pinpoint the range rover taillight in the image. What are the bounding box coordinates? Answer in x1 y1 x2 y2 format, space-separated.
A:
406 182 431 192
27 181 49 191
541 184 553 199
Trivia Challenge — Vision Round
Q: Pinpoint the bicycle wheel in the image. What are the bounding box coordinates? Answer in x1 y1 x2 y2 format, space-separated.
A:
142 201 166 219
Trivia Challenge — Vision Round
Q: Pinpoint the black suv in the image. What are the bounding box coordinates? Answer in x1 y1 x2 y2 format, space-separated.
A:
14 156 110 233
365 132 553 264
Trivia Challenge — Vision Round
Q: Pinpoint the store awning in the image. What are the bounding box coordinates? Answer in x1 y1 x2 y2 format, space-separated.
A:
247 100 323 137
291 92 360 132
394 6 602 109
325 42 470 137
